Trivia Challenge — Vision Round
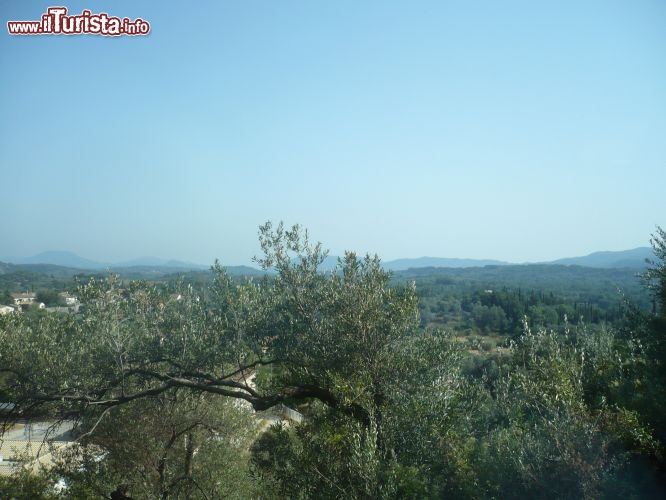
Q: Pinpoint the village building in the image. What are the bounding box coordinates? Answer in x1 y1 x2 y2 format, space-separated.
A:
12 292 36 306
0 305 15 315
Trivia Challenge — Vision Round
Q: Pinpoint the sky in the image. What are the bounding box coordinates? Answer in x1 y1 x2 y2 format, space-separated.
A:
1 1 664 266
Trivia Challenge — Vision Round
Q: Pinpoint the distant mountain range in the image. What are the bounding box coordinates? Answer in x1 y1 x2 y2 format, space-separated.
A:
1 251 209 271
548 247 655 268
383 257 508 271
5 251 106 269
385 247 654 270
1 247 655 273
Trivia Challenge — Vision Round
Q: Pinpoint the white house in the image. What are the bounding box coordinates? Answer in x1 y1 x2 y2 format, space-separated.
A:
12 292 36 306
0 305 15 315
59 292 79 306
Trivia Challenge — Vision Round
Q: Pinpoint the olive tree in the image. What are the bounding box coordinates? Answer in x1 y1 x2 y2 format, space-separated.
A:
0 222 470 497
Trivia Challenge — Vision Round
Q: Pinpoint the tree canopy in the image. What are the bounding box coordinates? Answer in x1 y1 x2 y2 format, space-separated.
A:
1 223 446 425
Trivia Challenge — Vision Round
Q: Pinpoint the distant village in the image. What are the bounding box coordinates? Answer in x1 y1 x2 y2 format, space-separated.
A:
0 292 79 315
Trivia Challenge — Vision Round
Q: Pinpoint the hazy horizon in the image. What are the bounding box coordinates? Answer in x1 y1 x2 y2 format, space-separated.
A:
2 1 664 266
0 244 655 270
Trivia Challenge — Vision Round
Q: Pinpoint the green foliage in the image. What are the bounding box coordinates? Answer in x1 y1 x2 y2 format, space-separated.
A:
416 267 649 335
247 223 474 497
625 226 666 457
48 394 259 499
252 415 387 499
0 468 58 499
643 225 666 315
0 222 665 498
35 289 65 307
461 318 662 499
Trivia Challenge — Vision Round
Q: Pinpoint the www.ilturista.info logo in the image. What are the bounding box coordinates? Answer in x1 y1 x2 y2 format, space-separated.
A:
7 7 150 36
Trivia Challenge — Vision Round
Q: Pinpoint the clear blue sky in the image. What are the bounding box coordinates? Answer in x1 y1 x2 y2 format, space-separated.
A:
1 1 664 266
